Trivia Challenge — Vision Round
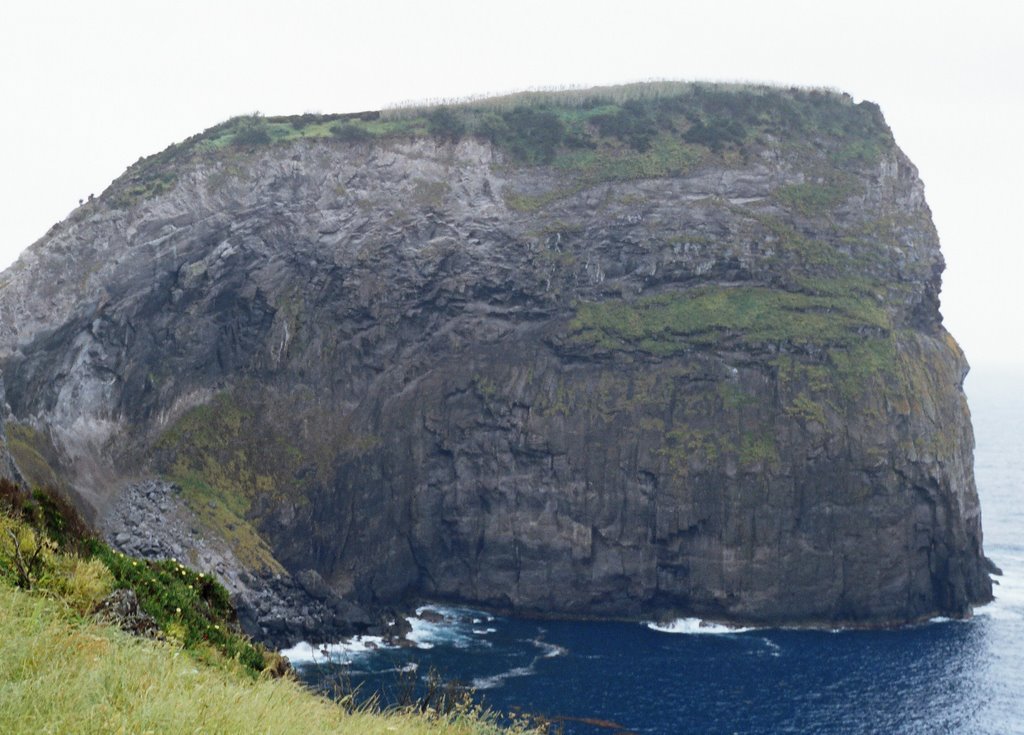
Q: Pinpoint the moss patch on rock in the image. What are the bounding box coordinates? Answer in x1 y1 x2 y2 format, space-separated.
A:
151 392 294 572
568 285 891 355
4 424 64 492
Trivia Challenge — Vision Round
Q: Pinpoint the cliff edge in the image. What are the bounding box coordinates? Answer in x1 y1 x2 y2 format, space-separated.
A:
0 83 993 638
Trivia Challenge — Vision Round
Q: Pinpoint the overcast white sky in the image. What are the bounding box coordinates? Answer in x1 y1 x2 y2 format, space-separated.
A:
1 0 1021 367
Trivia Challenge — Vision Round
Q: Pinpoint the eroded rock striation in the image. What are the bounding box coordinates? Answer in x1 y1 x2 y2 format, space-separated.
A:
0 84 993 638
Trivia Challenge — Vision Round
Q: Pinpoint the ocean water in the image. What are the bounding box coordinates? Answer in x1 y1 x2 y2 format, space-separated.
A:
288 366 1024 734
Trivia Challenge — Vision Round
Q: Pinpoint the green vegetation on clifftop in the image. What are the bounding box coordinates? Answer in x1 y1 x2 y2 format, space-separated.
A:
104 82 892 208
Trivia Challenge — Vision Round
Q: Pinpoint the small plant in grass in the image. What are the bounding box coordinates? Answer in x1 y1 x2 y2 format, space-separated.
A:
0 513 54 590
330 122 373 142
290 113 319 130
0 481 70 590
42 555 114 614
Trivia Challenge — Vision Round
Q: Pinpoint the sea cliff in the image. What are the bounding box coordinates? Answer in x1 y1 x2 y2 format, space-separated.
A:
0 83 993 642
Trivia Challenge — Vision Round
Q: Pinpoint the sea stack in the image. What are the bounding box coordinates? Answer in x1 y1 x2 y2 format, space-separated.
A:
0 83 993 640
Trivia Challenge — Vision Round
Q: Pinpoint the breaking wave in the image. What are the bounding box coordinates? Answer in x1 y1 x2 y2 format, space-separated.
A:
407 605 495 650
280 635 396 667
646 617 756 635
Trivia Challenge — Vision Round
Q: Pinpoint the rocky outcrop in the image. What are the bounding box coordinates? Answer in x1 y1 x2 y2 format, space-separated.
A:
0 378 23 484
93 588 162 639
0 84 993 635
100 479 403 647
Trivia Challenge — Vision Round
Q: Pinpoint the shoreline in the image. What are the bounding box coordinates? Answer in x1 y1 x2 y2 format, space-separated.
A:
277 598 993 661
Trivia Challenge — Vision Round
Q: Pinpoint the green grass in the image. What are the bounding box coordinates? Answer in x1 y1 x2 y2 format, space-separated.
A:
828 337 899 403
188 115 426 152
773 179 855 217
567 282 905 417
170 471 284 573
658 427 719 477
785 392 828 424
767 332 902 423
552 133 704 183
106 171 178 208
0 585 542 735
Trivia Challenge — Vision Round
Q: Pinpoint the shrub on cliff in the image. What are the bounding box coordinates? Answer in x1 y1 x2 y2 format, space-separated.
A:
330 122 373 142
0 482 93 590
481 107 565 163
231 116 272 147
427 107 466 143
588 99 660 151
682 115 746 152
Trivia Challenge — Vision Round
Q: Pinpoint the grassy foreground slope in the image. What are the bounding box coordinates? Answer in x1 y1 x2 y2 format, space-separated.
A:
0 586 535 735
0 586 500 735
0 483 542 735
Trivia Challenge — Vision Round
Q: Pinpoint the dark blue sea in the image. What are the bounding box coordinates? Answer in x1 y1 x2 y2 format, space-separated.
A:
286 366 1024 734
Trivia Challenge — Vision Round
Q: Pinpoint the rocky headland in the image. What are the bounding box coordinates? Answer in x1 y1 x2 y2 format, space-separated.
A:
0 83 994 644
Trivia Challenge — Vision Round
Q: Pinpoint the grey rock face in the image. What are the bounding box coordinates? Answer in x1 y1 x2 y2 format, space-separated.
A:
93 588 162 639
0 89 993 629
99 479 365 647
0 376 22 484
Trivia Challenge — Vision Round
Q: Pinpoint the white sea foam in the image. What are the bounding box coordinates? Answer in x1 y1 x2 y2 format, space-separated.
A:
414 604 493 619
469 635 566 690
407 605 493 650
760 638 782 657
473 627 498 635
472 665 536 690
647 617 755 635
406 618 437 649
532 638 568 658
280 635 393 666
342 661 419 677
